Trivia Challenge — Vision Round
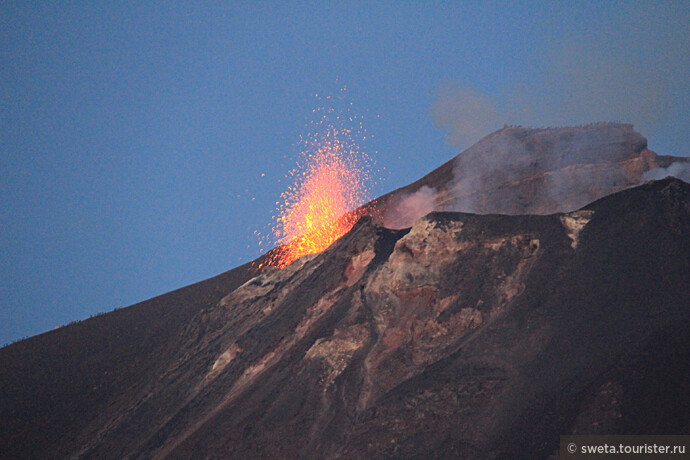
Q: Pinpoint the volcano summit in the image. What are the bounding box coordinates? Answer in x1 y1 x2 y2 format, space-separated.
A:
1 124 689 459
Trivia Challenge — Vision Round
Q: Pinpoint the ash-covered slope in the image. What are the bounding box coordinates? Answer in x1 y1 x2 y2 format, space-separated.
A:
377 123 688 228
0 257 271 459
1 124 689 459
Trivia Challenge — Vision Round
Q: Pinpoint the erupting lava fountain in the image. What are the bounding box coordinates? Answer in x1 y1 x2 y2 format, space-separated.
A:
264 97 377 268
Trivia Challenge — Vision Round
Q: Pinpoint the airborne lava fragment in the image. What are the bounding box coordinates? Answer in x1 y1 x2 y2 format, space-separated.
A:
266 100 375 268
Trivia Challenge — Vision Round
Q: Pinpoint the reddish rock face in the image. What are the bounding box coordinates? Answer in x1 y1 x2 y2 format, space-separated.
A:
1 124 689 459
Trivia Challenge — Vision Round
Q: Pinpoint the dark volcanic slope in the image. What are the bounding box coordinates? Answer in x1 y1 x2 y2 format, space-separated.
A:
0 256 267 459
3 178 687 459
162 178 690 460
1 121 689 459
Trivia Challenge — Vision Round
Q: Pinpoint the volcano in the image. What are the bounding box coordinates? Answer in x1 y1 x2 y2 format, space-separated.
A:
2 124 689 459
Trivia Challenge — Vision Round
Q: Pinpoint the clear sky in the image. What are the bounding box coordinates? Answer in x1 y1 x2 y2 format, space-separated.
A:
2 2 689 345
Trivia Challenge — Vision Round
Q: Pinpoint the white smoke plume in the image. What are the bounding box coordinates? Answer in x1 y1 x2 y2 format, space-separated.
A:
642 162 690 182
381 123 690 229
384 4 690 229
429 84 501 150
383 185 438 229
430 3 689 152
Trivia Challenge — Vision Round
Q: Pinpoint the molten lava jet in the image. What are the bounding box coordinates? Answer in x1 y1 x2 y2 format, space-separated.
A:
266 105 375 268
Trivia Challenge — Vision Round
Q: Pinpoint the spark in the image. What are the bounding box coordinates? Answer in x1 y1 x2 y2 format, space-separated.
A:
264 97 375 268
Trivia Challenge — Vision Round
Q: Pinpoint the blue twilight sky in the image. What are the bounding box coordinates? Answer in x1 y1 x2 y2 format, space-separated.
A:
2 2 689 345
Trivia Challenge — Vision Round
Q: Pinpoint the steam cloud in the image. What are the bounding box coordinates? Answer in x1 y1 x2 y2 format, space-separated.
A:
430 4 689 151
430 85 500 151
386 5 689 229
383 122 689 229
642 162 690 182
383 186 438 229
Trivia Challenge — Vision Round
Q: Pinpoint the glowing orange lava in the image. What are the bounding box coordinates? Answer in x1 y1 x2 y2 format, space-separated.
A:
266 103 374 268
